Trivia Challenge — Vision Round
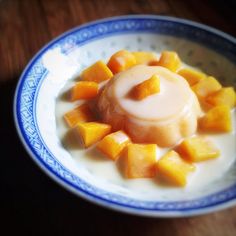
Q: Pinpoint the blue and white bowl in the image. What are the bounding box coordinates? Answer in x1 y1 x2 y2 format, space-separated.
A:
14 15 236 217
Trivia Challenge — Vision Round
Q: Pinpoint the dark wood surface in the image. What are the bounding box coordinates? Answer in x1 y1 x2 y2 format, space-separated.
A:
1 0 236 235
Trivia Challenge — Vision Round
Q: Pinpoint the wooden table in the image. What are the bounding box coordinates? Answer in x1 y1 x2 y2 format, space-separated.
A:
1 0 236 235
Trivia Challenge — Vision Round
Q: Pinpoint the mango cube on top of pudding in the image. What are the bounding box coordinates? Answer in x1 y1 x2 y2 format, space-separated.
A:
64 103 95 127
74 122 111 148
130 74 160 100
176 136 220 162
199 105 232 132
206 87 236 109
178 68 206 86
123 143 157 178
70 81 98 101
132 51 157 65
155 51 181 72
81 60 113 83
96 130 130 160
191 76 222 101
156 150 195 187
107 50 137 74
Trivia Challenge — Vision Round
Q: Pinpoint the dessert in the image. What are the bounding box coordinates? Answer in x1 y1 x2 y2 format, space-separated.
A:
59 49 235 187
98 65 201 147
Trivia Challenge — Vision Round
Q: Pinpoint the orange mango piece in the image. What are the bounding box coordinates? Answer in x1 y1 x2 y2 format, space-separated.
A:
206 87 236 109
64 103 94 128
107 50 136 74
81 60 113 83
191 76 222 101
131 74 160 100
178 68 206 86
156 150 195 187
199 105 232 132
123 144 157 178
132 51 157 65
74 122 111 148
70 81 98 101
97 130 130 160
176 137 220 162
156 51 181 72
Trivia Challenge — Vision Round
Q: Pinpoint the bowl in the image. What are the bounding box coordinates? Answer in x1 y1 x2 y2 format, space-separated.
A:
14 15 236 217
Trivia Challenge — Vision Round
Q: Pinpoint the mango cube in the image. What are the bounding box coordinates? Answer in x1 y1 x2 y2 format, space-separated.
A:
131 74 160 100
107 50 136 74
156 150 195 186
81 60 113 83
123 144 157 178
191 76 222 101
156 51 181 72
178 68 206 86
206 87 236 109
74 122 111 148
132 51 157 65
70 81 98 101
97 131 130 160
199 105 232 132
176 137 220 162
64 103 94 127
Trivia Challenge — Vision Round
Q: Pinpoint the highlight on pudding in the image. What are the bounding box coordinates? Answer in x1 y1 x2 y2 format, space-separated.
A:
63 49 236 187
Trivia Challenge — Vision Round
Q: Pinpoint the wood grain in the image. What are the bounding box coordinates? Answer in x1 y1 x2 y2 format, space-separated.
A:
0 0 236 235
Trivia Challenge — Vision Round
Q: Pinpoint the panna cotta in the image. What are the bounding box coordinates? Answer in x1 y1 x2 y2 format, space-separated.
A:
98 65 201 147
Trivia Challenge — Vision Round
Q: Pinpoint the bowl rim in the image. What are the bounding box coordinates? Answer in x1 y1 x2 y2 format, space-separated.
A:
13 14 236 217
